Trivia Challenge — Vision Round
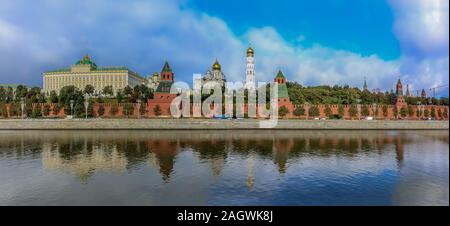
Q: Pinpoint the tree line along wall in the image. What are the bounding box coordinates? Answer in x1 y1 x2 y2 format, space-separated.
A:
0 102 448 120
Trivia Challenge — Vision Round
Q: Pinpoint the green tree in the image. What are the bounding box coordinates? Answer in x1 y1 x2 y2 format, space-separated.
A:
154 104 161 116
382 105 388 118
407 105 414 118
424 109 430 118
430 107 436 119
0 87 6 102
349 105 358 119
6 87 14 103
10 103 20 117
123 103 134 117
324 105 332 118
308 106 320 117
110 104 119 117
361 105 369 117
84 85 95 95
43 104 51 117
49 90 59 103
393 106 398 119
437 108 442 119
293 106 305 116
400 107 407 118
32 105 42 118
102 86 114 96
416 107 422 118
98 105 105 117
0 104 8 118
338 105 345 119
139 102 147 116
443 108 448 119
53 103 63 116
278 106 289 118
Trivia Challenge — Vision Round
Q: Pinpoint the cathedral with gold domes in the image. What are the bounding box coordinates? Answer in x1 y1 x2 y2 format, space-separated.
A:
202 59 227 84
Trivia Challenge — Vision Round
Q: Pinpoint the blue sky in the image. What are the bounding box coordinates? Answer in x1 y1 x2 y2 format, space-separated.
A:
0 0 448 96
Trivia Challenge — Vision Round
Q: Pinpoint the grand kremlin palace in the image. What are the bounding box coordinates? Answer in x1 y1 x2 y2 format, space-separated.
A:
43 55 146 95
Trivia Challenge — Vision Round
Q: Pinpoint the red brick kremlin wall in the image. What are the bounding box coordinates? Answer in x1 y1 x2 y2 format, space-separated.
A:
1 102 448 120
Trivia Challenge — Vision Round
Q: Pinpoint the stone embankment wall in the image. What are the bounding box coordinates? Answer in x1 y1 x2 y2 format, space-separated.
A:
0 119 448 130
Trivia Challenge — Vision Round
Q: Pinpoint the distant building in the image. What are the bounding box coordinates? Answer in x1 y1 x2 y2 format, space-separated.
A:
395 78 407 109
42 55 146 95
405 84 411 97
202 59 227 87
274 70 290 103
147 62 177 117
363 77 368 91
421 89 427 98
147 72 160 90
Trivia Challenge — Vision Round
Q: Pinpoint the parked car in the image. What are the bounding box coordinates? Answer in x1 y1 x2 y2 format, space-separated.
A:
365 117 373 120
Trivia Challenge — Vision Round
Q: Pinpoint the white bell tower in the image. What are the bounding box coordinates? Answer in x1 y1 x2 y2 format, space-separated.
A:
245 45 256 91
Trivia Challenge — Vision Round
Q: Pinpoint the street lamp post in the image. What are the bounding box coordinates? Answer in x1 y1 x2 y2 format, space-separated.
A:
84 94 89 119
373 103 377 120
305 102 309 120
357 99 361 120
70 99 74 118
137 99 141 119
20 97 25 119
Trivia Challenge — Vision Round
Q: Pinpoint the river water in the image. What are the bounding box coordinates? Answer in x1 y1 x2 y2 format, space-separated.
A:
0 130 448 206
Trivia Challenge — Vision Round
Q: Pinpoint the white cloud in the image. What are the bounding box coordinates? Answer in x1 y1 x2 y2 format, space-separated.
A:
389 0 449 57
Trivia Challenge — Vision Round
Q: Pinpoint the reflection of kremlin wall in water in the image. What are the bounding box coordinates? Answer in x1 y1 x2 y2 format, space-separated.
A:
2 130 445 185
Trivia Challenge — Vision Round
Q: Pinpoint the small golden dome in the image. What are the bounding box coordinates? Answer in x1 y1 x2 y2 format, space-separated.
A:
247 47 254 56
153 72 159 77
212 59 221 71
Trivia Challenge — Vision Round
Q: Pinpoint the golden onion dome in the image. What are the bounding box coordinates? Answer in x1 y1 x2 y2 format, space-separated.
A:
247 47 254 56
153 72 159 77
212 59 221 71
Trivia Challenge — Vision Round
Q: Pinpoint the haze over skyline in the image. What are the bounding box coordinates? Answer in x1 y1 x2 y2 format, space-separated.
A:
0 0 448 96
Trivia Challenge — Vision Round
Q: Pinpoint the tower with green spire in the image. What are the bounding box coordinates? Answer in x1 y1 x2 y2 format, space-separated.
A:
156 61 174 93
363 77 368 91
274 70 290 100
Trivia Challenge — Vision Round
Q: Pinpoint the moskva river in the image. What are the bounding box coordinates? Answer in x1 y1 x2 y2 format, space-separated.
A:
0 130 448 206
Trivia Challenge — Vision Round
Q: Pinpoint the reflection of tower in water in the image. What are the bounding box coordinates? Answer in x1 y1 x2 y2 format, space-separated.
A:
246 154 255 189
395 136 404 168
146 139 179 182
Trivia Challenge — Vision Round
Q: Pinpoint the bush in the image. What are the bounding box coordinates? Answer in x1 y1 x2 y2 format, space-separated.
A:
443 108 448 119
43 104 51 117
278 106 289 118
32 105 42 118
430 107 436 118
123 103 134 117
308 106 320 117
348 105 358 119
324 105 332 118
382 105 388 118
110 104 119 117
424 109 430 118
400 107 407 118
98 105 105 117
338 105 345 119
361 105 369 117
0 104 8 118
139 103 147 116
293 106 305 116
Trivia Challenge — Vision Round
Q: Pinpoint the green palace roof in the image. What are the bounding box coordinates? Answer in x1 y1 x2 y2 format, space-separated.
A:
76 54 97 68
